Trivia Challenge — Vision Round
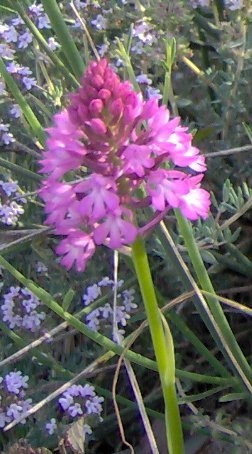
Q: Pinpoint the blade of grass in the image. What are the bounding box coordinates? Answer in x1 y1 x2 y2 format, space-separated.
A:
41 0 85 79
176 211 252 392
156 221 230 379
0 157 41 182
0 254 234 387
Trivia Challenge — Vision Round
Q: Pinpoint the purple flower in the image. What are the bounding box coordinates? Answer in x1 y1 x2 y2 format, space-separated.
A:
0 123 15 145
0 43 16 58
10 104 22 118
91 14 107 30
0 370 32 428
83 284 101 305
29 3 44 15
37 15 51 29
59 383 103 423
47 37 60 51
22 76 36 90
5 371 28 394
45 418 57 435
82 277 136 340
3 25 18 43
40 59 210 271
0 179 25 225
1 286 45 332
18 30 33 49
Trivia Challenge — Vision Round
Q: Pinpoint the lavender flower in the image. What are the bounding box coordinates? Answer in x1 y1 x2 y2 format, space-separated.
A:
6 62 37 90
36 261 48 274
225 0 243 9
0 179 25 225
0 43 16 58
18 30 33 49
45 418 57 435
0 371 32 428
83 277 137 340
1 286 46 332
0 123 15 145
47 37 60 51
58 383 104 434
10 104 22 118
132 20 157 48
5 371 29 394
3 25 18 43
91 14 107 30
28 3 51 29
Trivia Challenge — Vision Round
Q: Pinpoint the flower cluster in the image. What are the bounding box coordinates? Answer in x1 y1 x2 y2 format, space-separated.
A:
83 277 136 341
0 2 58 106
0 371 32 428
55 383 104 436
1 286 46 332
0 123 15 145
190 0 243 9
39 58 210 272
0 2 50 50
0 179 26 225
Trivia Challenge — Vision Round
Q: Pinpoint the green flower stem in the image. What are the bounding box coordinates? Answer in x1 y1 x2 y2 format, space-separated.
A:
41 0 85 79
176 210 252 392
131 236 184 454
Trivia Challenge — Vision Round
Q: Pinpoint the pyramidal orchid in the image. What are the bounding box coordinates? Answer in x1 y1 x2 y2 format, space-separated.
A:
39 58 210 271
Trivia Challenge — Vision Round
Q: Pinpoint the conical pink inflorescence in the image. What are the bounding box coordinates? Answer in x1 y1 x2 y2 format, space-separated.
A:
40 58 210 271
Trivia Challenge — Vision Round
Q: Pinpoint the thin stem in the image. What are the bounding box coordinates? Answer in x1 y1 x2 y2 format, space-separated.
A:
176 210 252 392
131 236 184 454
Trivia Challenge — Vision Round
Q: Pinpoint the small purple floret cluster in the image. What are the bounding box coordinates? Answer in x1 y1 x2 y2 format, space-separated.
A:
40 59 210 272
52 383 104 436
83 277 136 341
0 180 26 225
1 286 45 332
0 371 32 428
190 0 243 9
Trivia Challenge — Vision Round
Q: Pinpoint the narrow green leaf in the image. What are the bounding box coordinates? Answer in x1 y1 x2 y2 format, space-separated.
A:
0 157 41 182
0 254 234 386
41 0 85 79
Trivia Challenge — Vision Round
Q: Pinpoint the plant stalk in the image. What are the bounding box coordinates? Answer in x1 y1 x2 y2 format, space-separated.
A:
131 236 184 454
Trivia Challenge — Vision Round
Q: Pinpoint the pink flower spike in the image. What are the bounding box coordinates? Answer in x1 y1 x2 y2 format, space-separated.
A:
39 57 211 271
94 209 138 249
56 231 95 272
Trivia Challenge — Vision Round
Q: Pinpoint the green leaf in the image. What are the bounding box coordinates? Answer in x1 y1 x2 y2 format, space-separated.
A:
41 0 85 79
